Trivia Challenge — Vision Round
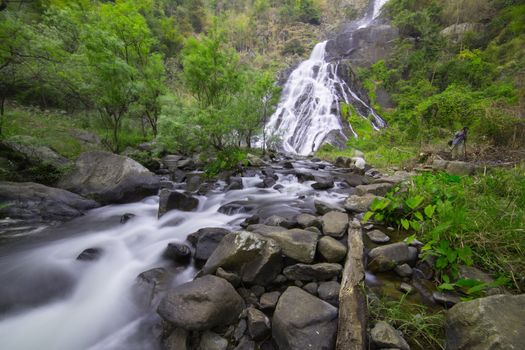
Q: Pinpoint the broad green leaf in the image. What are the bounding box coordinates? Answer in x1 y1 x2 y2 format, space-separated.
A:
414 211 424 221
424 204 435 218
436 256 449 269
438 282 455 291
410 220 421 231
374 213 384 221
447 250 458 263
455 278 482 288
467 283 488 295
362 211 374 223
401 218 410 230
405 234 417 244
405 195 424 209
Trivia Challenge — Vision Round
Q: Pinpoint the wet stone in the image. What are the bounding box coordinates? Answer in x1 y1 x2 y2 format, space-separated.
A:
366 229 391 243
399 282 414 294
76 247 103 261
260 291 281 310
303 282 318 296
394 264 413 278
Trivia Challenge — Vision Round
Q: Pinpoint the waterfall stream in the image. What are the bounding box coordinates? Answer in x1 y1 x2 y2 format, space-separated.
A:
265 0 389 155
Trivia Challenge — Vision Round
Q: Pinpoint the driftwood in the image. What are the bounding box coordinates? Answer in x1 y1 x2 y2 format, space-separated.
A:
336 219 367 350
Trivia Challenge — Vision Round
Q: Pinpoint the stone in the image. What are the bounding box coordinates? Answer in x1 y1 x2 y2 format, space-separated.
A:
120 213 135 224
135 267 170 307
162 155 183 171
305 226 321 234
303 282 318 295
341 173 369 187
433 292 461 308
76 247 103 261
201 231 282 285
440 23 486 41
314 200 346 215
264 215 293 228
260 291 281 310
446 294 525 350
58 151 159 204
317 281 340 306
394 264 413 278
157 275 244 330
240 215 260 228
216 268 241 287
283 263 342 282
296 213 322 229
250 227 319 264
198 331 228 350
247 307 271 341
250 285 265 298
188 227 230 246
344 194 379 213
317 236 347 262
370 321 410 350
192 229 230 261
164 328 188 350
246 224 287 235
399 282 414 294
355 183 393 197
186 173 204 192
366 229 390 243
272 286 338 350
247 153 266 167
234 319 247 341
234 336 255 350
367 242 411 272
158 190 199 216
226 176 244 191
322 211 349 237
163 243 192 264
0 181 99 221
311 177 334 190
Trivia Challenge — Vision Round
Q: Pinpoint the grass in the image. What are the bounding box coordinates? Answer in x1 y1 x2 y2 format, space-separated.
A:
367 293 445 350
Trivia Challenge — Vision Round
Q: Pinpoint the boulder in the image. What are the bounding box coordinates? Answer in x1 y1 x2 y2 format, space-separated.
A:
163 243 192 264
283 263 342 281
446 294 525 350
446 161 476 176
234 337 255 350
0 181 99 221
311 177 334 190
260 291 281 310
317 281 340 306
251 228 319 263
201 231 282 285
296 213 322 229
303 282 319 295
191 228 230 261
246 224 287 235
440 23 486 41
158 189 199 217
247 307 271 341
370 321 410 350
367 242 411 272
58 151 160 204
247 154 266 167
314 200 346 215
215 267 241 287
317 236 347 262
136 268 171 307
433 292 461 308
344 194 380 213
186 173 204 192
264 215 294 228
76 247 103 261
366 229 390 243
322 211 349 237
272 286 338 350
199 331 228 350
164 328 188 350
355 182 393 196
157 275 244 330
162 155 183 171
188 227 230 246
394 264 413 278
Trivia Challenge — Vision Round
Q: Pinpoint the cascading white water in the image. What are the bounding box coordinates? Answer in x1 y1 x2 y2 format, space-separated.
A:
265 0 389 156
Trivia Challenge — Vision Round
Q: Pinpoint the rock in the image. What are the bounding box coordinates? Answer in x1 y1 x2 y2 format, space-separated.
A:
322 211 349 237
433 292 461 308
366 229 390 243
157 275 244 330
76 247 103 261
238 287 258 306
317 236 347 262
370 321 410 350
341 173 369 187
296 213 322 229
355 182 393 196
251 228 319 263
407 246 419 264
247 154 266 167
218 201 255 215
440 23 485 41
164 328 188 350
446 294 525 350
394 264 413 278
367 242 411 272
446 161 476 176
201 231 282 285
305 226 321 234
344 194 379 213
260 291 281 310
0 181 99 221
272 286 338 350
177 158 194 170
216 268 241 287
58 151 160 204
162 155 183 171
199 331 228 350
317 281 340 306
303 282 318 295
247 307 271 341
136 268 170 307
192 229 230 261
283 263 342 281
120 213 135 224
311 177 334 190
264 215 292 228
234 319 247 341
186 173 204 192
240 215 260 228
158 190 199 216
399 282 414 294
163 243 192 264
296 171 315 182
227 177 244 191
234 336 255 350
314 200 346 215
250 285 265 298
188 227 230 246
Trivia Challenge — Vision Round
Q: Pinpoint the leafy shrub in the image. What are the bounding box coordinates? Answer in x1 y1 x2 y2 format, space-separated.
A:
204 148 248 178
281 39 305 56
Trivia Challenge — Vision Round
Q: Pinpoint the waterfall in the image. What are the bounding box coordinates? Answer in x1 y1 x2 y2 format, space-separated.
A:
265 0 389 156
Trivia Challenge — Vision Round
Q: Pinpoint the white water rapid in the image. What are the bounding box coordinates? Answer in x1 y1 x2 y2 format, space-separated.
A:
265 0 389 156
0 161 347 350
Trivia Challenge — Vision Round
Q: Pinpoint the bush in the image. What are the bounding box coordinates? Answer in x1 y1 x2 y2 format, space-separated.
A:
204 148 248 178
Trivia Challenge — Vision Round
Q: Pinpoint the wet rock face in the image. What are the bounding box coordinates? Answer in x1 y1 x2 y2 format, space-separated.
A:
446 294 525 350
158 189 199 216
272 286 338 350
322 211 349 237
157 275 245 331
163 243 192 264
76 247 103 261
318 236 347 263
367 242 411 272
251 228 319 264
283 263 343 282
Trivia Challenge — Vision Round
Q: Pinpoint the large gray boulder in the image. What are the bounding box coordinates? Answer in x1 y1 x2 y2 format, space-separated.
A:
58 151 160 203
201 231 282 285
158 189 199 216
0 181 99 221
355 182 393 196
344 194 380 213
322 211 349 237
317 236 347 263
189 228 230 261
249 227 319 263
367 242 411 272
296 213 322 229
283 263 342 281
0 136 71 171
370 321 410 350
446 294 525 350
157 275 244 330
272 286 338 350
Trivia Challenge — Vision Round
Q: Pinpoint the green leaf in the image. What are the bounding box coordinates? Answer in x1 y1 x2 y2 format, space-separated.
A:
442 274 450 283
467 283 488 295
405 195 424 209
405 234 417 244
447 250 458 263
374 212 384 221
369 198 383 211
410 220 421 231
455 278 482 288
401 218 410 230
438 282 455 291
362 211 374 223
436 256 449 269
414 211 424 221
424 204 435 218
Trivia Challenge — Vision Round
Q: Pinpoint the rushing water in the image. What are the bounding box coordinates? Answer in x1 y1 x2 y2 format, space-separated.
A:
0 161 348 350
264 0 389 156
